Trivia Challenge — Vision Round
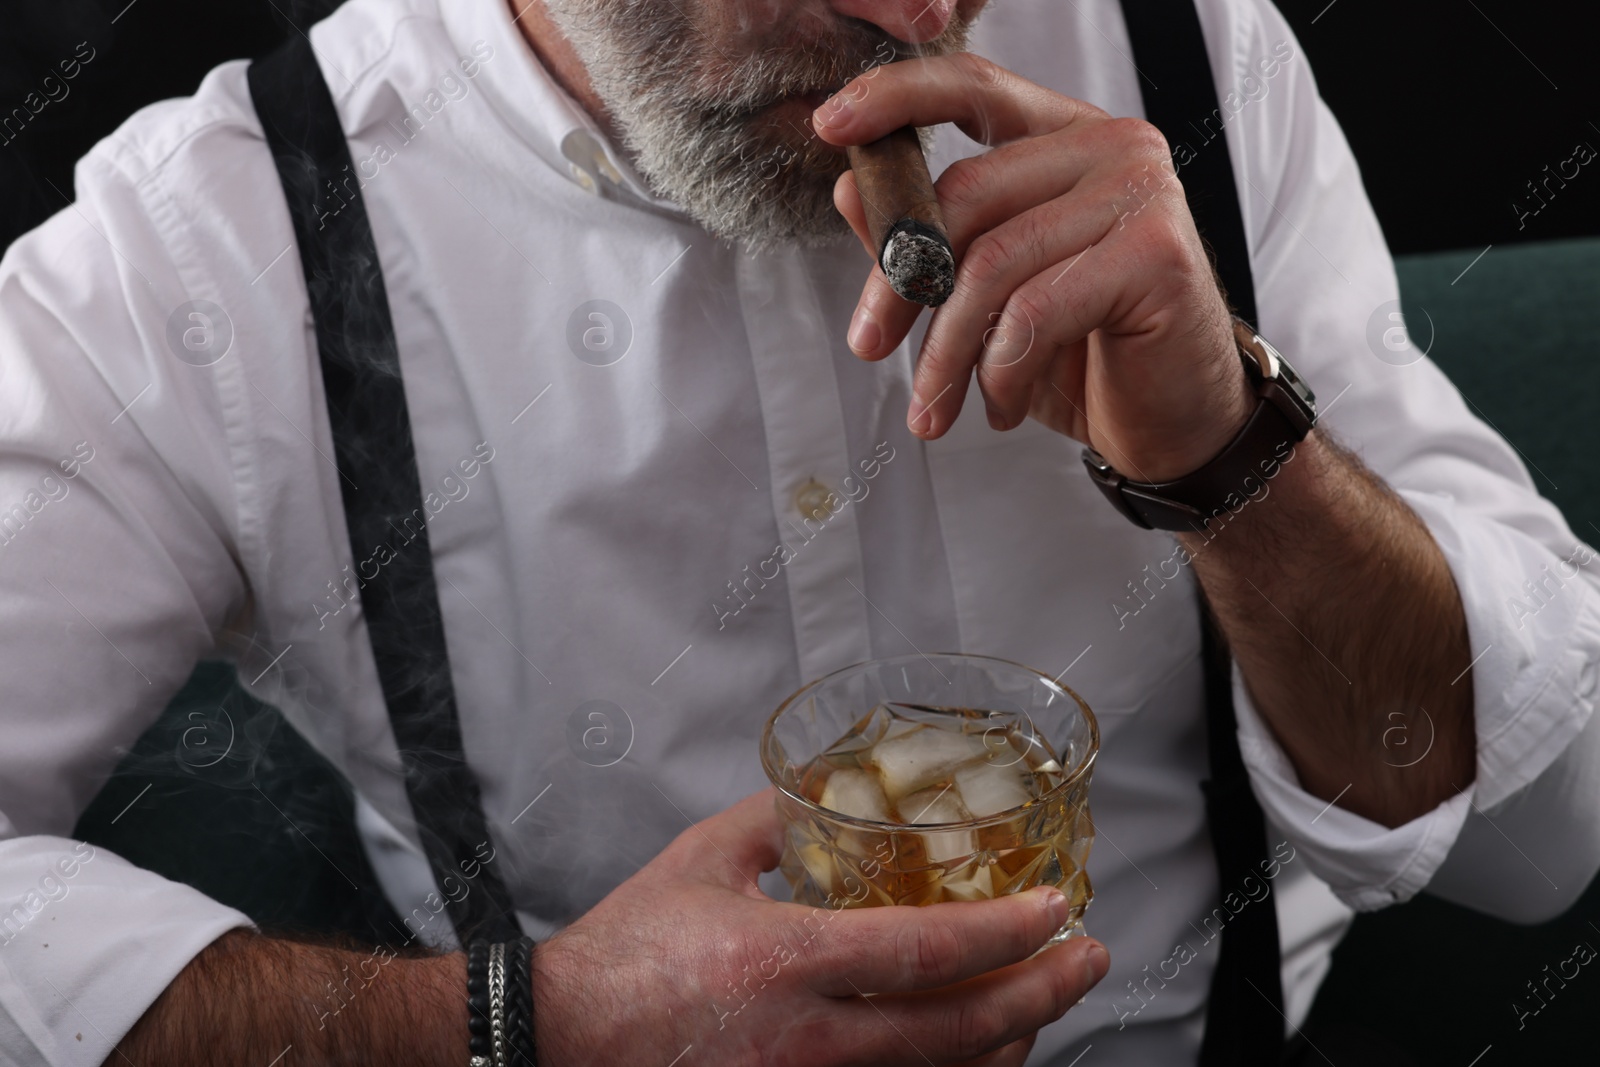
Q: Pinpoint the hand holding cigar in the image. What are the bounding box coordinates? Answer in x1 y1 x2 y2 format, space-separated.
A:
846 127 955 307
815 54 1250 461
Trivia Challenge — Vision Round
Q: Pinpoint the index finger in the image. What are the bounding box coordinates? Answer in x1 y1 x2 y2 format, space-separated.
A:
792 884 1082 996
666 788 786 894
810 52 1102 149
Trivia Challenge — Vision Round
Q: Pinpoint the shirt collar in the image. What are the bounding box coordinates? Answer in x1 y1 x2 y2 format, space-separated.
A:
438 0 681 212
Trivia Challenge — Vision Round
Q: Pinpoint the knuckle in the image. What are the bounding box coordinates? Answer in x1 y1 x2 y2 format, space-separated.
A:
1002 285 1050 340
1108 115 1171 157
1114 198 1185 266
898 917 965 986
1007 208 1056 263
947 991 1010 1057
1118 162 1176 205
1149 214 1198 270
913 335 962 383
1160 162 1186 199
978 305 1041 382
985 289 1049 364
963 209 1054 288
937 156 993 218
953 51 1007 92
961 232 1015 286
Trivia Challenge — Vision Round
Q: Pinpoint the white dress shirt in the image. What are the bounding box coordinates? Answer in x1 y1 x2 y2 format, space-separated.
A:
1 0 1597 1063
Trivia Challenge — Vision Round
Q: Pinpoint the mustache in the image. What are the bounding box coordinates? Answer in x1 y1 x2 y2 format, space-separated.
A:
696 22 965 119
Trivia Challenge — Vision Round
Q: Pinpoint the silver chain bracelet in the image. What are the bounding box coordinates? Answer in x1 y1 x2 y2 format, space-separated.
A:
488 941 508 1067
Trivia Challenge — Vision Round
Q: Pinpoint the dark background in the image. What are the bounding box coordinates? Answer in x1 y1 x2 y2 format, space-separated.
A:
4 0 1598 252
3 1 1598 1064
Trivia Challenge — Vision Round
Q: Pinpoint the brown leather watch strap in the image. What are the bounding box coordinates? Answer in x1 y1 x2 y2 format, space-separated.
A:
1081 319 1317 533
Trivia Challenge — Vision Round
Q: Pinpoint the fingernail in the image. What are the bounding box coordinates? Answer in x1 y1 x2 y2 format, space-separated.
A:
1082 940 1110 986
1037 886 1069 926
909 399 933 436
814 93 854 128
848 307 880 354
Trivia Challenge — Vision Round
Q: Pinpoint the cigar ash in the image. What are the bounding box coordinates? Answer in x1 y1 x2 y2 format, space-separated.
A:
881 220 956 307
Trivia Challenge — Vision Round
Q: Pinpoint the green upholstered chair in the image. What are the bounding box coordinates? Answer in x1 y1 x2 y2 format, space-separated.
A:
1392 236 1598 539
1303 236 1600 1064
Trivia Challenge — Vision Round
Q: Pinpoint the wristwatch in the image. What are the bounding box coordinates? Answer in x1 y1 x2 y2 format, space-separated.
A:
1082 315 1318 533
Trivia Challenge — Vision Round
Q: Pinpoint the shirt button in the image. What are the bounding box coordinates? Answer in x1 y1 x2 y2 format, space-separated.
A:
794 479 837 521
595 155 624 185
567 161 598 194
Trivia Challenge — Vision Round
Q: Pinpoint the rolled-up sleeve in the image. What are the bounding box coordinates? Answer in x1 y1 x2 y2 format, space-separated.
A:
0 837 256 1064
0 127 259 1064
1219 0 1600 918
1233 492 1600 916
1233 681 1473 913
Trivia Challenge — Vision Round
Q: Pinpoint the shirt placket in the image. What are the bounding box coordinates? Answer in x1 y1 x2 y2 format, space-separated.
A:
735 247 873 682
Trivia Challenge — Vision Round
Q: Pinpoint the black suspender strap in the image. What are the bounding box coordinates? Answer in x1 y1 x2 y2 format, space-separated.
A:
1118 0 1259 332
1196 606 1285 1065
247 35 522 946
1115 1 1286 1063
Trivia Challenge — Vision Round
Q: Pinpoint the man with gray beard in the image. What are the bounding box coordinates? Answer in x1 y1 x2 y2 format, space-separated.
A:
2 0 1597 1065
535 0 963 246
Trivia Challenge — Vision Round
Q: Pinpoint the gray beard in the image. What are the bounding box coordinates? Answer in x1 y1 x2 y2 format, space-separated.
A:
540 0 972 250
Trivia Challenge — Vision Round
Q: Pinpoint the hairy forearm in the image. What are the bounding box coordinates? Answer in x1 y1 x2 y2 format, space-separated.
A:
1179 429 1476 827
115 927 467 1066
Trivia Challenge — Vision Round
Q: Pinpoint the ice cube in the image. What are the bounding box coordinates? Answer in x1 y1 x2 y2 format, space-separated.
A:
819 768 892 822
954 759 1033 818
898 784 970 825
940 862 996 901
898 785 975 864
797 842 837 892
821 705 896 768
870 726 988 799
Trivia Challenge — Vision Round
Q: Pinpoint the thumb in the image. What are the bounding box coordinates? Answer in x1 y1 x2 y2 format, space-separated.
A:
681 787 786 892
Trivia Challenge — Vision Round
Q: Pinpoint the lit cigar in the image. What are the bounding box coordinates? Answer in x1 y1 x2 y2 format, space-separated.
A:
846 126 956 306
